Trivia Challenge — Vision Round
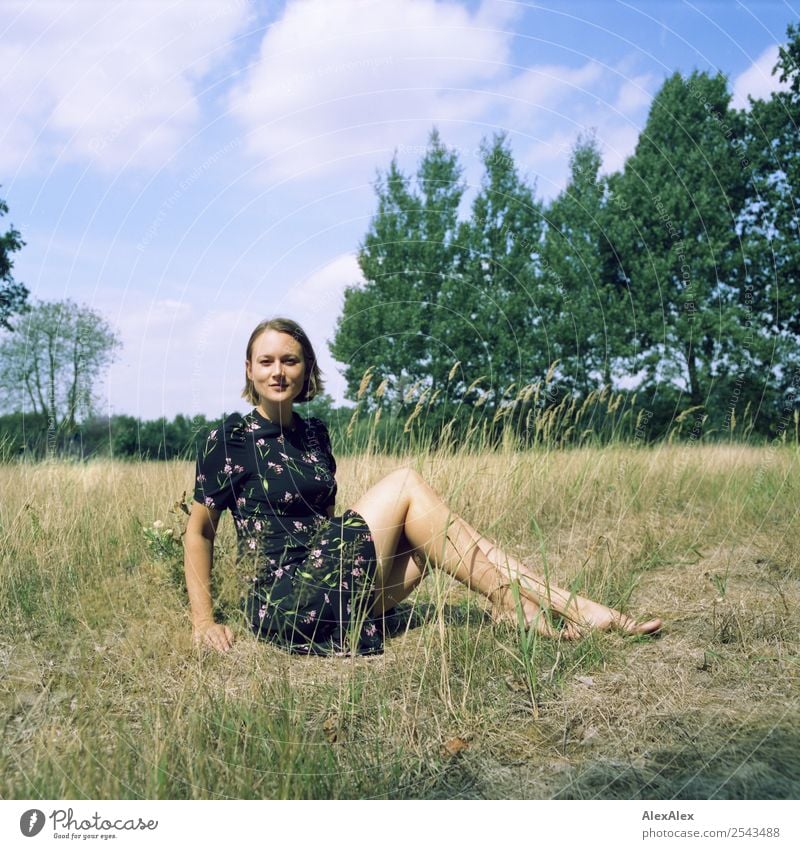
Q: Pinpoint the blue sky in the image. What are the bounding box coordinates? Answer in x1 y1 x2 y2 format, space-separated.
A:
2 0 797 419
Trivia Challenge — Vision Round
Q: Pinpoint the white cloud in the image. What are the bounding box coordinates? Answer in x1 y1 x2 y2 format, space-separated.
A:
498 60 606 107
229 0 653 195
731 44 791 110
99 294 251 419
1 0 655 194
284 252 362 315
228 0 520 179
614 73 654 114
102 258 366 417
0 0 252 174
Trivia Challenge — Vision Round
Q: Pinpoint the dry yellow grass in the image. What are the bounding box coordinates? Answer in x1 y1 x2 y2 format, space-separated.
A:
1 442 798 798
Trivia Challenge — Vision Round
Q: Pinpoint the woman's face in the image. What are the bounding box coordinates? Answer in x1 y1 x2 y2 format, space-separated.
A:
246 329 306 407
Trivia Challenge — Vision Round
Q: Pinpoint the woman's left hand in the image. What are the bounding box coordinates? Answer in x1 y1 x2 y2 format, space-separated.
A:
193 621 235 653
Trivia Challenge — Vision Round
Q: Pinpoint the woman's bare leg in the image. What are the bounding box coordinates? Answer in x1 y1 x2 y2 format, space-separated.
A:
461 525 662 637
351 468 557 635
372 528 556 635
350 467 660 638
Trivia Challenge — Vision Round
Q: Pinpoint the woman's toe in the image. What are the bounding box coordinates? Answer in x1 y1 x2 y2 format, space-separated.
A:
632 617 662 635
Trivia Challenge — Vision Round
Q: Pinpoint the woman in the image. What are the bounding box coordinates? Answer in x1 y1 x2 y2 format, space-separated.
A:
184 317 661 655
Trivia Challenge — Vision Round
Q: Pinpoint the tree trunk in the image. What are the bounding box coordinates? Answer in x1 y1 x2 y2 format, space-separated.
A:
47 335 57 423
47 332 58 457
685 341 705 439
67 332 80 431
24 373 40 415
31 353 47 415
686 342 702 408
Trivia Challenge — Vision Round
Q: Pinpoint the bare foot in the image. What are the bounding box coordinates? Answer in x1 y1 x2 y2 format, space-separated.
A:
490 577 661 640
507 571 661 639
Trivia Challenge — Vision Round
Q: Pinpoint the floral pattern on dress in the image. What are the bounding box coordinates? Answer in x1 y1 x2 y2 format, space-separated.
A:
193 408 383 656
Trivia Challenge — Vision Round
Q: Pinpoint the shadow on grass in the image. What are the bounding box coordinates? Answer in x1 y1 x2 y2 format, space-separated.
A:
378 601 489 636
553 723 800 799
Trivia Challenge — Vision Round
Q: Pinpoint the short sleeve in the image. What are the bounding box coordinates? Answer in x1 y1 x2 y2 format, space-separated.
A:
193 414 251 513
309 417 337 509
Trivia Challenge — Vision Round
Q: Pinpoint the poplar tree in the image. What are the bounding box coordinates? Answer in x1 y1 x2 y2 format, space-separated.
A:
540 133 620 396
442 133 546 413
331 128 464 411
606 71 750 430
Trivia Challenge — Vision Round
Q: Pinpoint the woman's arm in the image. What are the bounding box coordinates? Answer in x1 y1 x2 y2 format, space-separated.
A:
183 502 234 652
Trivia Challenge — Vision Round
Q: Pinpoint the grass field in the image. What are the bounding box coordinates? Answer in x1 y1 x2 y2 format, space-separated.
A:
1 441 798 799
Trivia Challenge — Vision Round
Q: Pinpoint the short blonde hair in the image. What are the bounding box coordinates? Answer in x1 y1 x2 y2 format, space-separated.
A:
241 317 324 405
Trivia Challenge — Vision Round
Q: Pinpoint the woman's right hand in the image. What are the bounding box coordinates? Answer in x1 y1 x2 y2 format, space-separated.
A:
193 621 235 653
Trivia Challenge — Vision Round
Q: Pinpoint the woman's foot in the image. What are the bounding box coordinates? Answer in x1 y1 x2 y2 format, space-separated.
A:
509 574 661 639
488 573 661 640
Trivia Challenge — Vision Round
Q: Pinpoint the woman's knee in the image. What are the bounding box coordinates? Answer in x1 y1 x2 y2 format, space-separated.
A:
386 465 426 491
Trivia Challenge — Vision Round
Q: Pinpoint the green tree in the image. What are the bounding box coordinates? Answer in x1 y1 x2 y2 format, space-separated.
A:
540 133 621 396
442 133 546 416
332 130 551 440
300 391 337 421
0 411 49 458
331 127 465 412
0 190 28 331
738 23 800 432
606 71 750 431
0 299 122 436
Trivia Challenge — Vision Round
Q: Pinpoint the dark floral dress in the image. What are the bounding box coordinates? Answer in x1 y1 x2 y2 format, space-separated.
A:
193 408 384 656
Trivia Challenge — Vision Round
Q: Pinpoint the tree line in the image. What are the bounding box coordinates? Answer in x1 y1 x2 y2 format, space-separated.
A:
0 410 215 461
331 24 800 442
0 396 340 461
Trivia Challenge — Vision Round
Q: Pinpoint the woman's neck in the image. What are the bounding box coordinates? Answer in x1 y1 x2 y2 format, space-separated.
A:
256 402 296 429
